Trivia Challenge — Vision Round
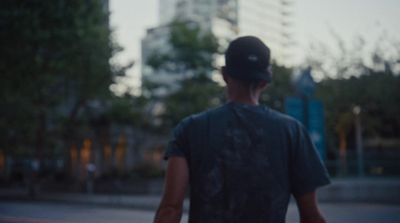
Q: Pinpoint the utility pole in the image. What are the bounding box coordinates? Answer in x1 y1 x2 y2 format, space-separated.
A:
353 105 364 177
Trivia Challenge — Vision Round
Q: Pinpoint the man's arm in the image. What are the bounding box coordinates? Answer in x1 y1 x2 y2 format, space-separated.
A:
294 191 326 223
154 157 189 223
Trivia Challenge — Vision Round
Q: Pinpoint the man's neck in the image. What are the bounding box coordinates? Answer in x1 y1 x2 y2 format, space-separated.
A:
227 94 259 106
225 80 261 105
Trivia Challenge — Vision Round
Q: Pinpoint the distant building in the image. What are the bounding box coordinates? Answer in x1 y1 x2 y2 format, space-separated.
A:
141 0 293 96
159 0 179 24
237 0 293 62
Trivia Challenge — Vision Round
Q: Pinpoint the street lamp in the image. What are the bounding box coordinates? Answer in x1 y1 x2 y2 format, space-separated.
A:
353 105 364 177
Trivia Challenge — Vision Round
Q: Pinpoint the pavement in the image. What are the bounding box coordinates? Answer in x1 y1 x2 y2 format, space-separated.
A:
0 188 188 211
318 177 400 204
1 200 400 223
0 178 399 211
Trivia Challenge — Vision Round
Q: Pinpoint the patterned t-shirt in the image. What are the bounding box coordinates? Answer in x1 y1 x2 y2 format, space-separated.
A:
164 101 330 223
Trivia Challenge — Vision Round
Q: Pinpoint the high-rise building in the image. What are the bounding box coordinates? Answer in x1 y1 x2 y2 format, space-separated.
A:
237 0 293 62
141 0 293 95
159 0 179 24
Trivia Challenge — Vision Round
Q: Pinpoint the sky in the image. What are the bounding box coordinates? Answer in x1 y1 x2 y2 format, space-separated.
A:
109 0 400 93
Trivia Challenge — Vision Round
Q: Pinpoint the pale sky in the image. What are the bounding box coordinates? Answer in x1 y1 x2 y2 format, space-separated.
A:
109 0 400 93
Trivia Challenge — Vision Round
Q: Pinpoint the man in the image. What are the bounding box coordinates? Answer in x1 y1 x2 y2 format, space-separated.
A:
154 36 330 223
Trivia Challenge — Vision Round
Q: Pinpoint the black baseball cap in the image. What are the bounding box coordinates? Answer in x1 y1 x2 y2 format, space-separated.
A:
224 36 272 82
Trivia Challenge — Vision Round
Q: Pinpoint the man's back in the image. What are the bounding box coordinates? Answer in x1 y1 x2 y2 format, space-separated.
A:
164 102 330 223
155 36 329 223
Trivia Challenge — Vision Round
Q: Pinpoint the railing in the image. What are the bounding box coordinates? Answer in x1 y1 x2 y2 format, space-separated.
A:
324 149 400 177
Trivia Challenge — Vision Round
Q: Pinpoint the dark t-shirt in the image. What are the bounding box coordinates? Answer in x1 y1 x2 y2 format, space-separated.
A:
164 101 330 223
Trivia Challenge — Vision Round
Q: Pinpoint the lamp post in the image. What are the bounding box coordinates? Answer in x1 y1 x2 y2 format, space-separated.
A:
353 105 364 177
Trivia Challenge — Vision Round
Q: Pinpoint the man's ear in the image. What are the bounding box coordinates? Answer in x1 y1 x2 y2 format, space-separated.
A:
258 80 268 91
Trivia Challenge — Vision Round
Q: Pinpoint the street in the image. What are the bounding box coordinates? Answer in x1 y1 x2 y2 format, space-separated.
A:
0 201 399 223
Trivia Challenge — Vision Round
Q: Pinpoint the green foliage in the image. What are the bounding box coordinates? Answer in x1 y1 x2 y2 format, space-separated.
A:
145 20 222 130
0 0 117 156
105 95 150 128
306 33 400 153
147 20 219 76
317 71 400 141
162 75 223 128
260 64 293 112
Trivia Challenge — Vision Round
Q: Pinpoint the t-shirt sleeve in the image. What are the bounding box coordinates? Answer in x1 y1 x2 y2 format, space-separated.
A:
289 123 331 196
164 118 190 160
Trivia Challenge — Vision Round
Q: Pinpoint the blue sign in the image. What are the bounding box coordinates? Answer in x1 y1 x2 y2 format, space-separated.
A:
295 68 315 98
285 97 326 160
284 97 304 123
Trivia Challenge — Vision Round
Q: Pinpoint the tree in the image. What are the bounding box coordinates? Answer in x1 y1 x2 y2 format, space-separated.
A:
161 75 223 129
147 20 219 78
0 0 121 166
307 34 400 158
145 20 222 131
259 64 293 112
317 71 400 140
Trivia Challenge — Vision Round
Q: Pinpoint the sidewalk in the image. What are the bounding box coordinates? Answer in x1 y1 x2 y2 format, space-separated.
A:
318 178 400 204
1 178 399 210
0 188 188 211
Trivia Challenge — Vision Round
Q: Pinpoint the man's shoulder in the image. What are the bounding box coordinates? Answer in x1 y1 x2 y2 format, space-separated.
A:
267 108 300 125
181 104 300 127
266 109 305 136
